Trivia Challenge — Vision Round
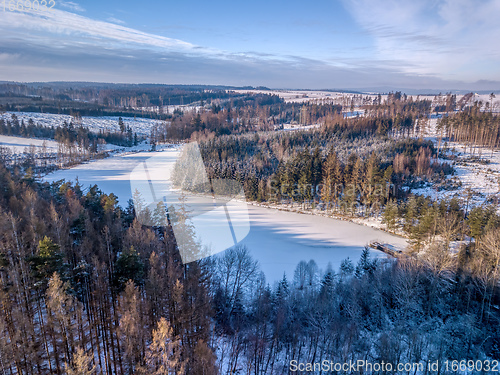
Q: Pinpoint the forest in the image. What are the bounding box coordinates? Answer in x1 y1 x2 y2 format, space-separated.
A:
1 149 500 374
0 163 217 375
1 91 500 374
0 83 257 118
438 105 500 153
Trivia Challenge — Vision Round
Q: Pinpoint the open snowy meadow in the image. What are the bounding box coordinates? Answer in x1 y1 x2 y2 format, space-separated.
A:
1 112 162 136
0 134 59 153
44 150 407 283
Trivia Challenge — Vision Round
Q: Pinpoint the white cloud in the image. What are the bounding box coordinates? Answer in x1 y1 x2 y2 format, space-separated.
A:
342 0 500 81
58 1 85 12
1 3 498 89
0 8 197 52
0 52 19 62
106 17 125 25
0 8 304 68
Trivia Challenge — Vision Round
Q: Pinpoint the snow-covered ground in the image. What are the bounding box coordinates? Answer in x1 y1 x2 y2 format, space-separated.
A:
0 135 59 153
234 89 376 104
0 112 162 136
43 149 407 283
413 118 500 209
0 134 130 154
280 123 322 131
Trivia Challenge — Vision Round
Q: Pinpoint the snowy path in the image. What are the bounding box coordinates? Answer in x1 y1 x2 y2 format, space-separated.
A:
44 150 407 283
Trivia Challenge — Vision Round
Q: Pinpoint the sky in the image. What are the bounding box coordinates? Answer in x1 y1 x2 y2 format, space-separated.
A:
1 0 500 90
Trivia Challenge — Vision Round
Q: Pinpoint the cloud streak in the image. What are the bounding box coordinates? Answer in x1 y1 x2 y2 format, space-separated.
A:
0 3 499 90
58 1 85 12
1 8 196 52
342 0 500 82
106 17 125 25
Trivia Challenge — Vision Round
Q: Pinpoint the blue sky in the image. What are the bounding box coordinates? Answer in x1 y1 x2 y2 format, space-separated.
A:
1 0 500 90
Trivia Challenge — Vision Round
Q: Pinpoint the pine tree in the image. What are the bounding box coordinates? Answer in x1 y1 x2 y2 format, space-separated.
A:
382 199 399 231
356 247 374 277
319 265 335 299
468 206 487 239
340 258 354 277
31 236 63 284
321 150 342 208
114 246 145 291
119 117 125 133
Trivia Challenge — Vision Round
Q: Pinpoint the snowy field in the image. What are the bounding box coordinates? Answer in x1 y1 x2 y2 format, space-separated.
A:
413 118 500 209
1 112 162 136
43 150 407 283
234 89 375 104
0 135 59 153
0 134 130 154
234 90 500 111
280 123 322 131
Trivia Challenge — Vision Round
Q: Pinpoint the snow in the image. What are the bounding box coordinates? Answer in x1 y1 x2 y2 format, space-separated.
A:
43 149 408 283
239 205 407 283
413 118 500 210
0 135 59 153
0 135 156 161
44 150 177 200
280 123 322 131
233 89 376 104
0 112 162 136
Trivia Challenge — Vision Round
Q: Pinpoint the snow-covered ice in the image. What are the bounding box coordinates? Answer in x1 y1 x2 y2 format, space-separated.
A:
239 205 407 283
43 150 407 283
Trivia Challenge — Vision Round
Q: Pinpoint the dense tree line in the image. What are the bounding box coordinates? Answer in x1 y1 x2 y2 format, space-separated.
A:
438 106 500 153
0 83 261 119
198 120 452 217
382 193 500 249
0 163 217 375
2 158 499 374
0 83 251 108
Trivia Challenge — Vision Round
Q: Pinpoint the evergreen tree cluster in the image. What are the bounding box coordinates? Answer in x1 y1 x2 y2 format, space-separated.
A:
199 127 452 214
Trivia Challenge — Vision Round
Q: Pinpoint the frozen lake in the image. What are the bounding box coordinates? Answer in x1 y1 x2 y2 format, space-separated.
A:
44 150 407 283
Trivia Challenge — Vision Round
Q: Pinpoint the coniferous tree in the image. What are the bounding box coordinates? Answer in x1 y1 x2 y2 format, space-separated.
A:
142 318 185 375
